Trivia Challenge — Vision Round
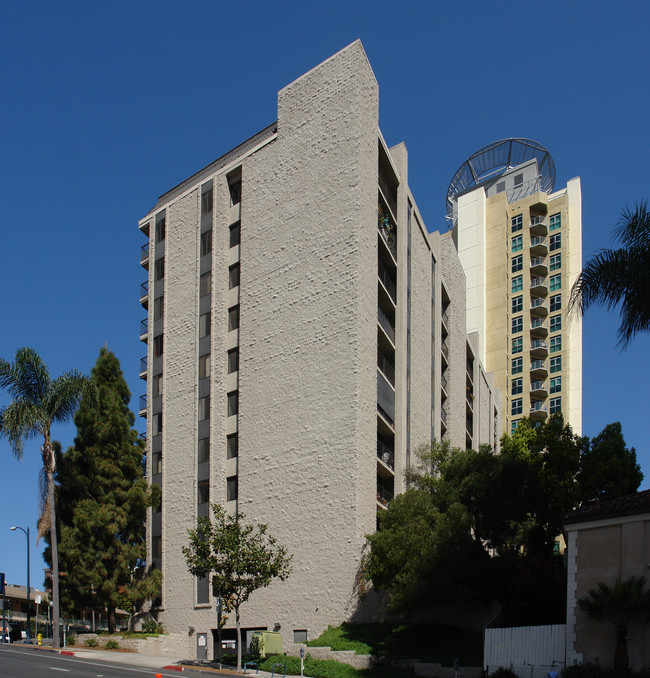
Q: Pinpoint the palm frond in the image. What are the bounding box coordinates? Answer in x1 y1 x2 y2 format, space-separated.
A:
48 371 90 425
0 399 44 460
614 202 650 250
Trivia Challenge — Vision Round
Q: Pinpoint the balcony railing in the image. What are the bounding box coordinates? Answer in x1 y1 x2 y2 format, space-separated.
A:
378 307 395 344
377 484 394 507
378 223 397 259
140 356 147 374
441 341 449 360
531 380 546 392
442 310 449 328
530 359 547 372
140 243 149 263
140 281 148 299
378 263 397 303
531 318 545 329
139 394 147 412
530 256 546 268
530 236 547 251
377 439 395 470
441 374 448 394
378 175 397 217
531 339 547 349
530 402 548 413
378 351 395 387
441 406 448 425
531 276 547 288
140 318 148 337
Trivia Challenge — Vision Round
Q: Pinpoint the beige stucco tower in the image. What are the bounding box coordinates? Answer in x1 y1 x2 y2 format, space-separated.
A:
137 41 501 659
448 140 582 435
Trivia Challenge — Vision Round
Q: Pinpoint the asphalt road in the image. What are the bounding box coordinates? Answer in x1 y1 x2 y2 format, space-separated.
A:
0 645 225 678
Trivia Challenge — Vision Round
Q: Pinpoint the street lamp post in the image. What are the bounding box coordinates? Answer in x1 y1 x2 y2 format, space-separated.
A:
10 526 31 643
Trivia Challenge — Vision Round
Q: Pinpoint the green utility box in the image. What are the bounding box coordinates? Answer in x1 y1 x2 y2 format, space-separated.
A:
251 630 283 658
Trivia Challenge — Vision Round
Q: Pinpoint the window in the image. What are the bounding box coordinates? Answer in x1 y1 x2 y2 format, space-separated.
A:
550 377 562 394
511 275 523 293
201 230 212 256
201 188 213 214
199 311 211 338
229 221 240 248
227 476 238 502
152 536 161 559
227 434 238 459
550 233 561 251
512 235 523 253
154 257 164 281
227 391 238 417
199 354 210 379
511 357 523 374
511 378 523 395
550 274 561 291
512 295 523 313
293 630 308 644
228 305 240 331
227 348 239 374
511 420 521 434
514 173 523 186
511 215 523 232
550 294 561 312
512 337 523 354
154 296 164 320
550 335 562 353
200 271 211 297
496 181 505 193
229 263 240 290
198 395 210 421
198 437 210 463
155 219 165 243
550 397 561 414
153 335 163 358
512 316 523 333
550 356 562 373
153 373 163 397
152 412 162 435
229 179 242 206
550 315 561 332
550 253 561 271
198 479 209 505
549 213 561 231
152 451 162 475
511 398 523 416
512 255 523 273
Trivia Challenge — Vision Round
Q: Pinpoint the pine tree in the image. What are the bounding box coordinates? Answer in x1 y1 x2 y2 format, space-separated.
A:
53 347 160 632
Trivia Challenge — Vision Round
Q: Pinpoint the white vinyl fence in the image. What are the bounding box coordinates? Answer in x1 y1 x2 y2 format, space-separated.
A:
484 625 566 678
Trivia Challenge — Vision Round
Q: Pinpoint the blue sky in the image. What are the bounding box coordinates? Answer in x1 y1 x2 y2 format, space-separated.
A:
1 1 648 588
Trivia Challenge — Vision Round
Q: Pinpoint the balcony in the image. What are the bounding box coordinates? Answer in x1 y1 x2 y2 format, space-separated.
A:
530 338 548 358
141 243 150 269
139 394 147 417
530 380 548 397
530 359 548 379
530 318 547 337
441 406 448 428
530 256 548 276
139 356 147 379
140 318 148 341
377 371 395 428
378 201 397 261
440 373 449 399
377 350 395 387
441 309 450 332
530 277 548 297
378 306 395 345
378 175 397 220
441 341 449 362
378 262 397 305
530 236 548 256
139 281 149 309
530 215 548 235
377 483 393 508
530 297 548 318
377 438 395 475
530 401 548 420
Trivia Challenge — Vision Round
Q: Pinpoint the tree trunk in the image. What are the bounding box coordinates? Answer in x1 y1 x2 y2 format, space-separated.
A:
46 439 61 649
108 606 116 634
614 627 629 678
236 606 241 671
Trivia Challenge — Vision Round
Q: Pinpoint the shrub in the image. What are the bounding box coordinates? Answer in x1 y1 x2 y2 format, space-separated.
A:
141 619 164 635
105 639 119 649
562 664 612 678
489 669 518 678
85 637 98 648
66 634 77 645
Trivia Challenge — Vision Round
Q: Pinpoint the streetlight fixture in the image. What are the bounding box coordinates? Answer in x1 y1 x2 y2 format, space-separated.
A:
10 526 31 643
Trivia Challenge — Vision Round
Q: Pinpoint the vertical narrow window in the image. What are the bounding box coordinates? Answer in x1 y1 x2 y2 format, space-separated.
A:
512 256 523 272
511 378 523 395
229 178 242 206
550 336 562 353
198 436 210 463
200 271 211 297
227 391 238 417
201 188 214 215
550 356 562 373
227 476 238 501
229 263 240 290
154 296 164 320
550 233 561 251
511 275 523 293
198 480 209 505
550 377 562 394
511 398 523 415
153 412 162 435
550 397 562 414
229 221 240 248
550 253 561 271
512 316 523 333
511 358 523 374
512 296 523 313
199 354 210 379
154 258 165 281
511 215 523 232
153 335 163 358
201 230 212 256
199 311 211 338
550 294 561 312
511 337 523 354
227 348 239 374
152 373 163 397
228 306 240 331
550 274 561 292
549 213 561 231
227 434 238 459
511 235 523 253
155 218 166 243
152 452 162 475
550 315 562 332
152 536 161 559
198 395 210 421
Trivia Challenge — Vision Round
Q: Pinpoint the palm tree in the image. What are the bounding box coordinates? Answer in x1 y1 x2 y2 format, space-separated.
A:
0 348 88 648
569 202 650 347
578 575 650 676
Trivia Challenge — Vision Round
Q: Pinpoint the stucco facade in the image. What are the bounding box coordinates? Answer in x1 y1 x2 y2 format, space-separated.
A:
137 41 501 659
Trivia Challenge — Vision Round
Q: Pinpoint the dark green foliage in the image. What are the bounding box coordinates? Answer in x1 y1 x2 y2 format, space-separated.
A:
562 664 612 678
104 639 119 649
307 622 482 666
489 669 519 678
579 423 642 505
51 348 160 632
85 636 98 647
570 202 650 347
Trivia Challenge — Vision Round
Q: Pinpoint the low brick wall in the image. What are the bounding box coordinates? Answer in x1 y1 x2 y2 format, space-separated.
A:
284 643 373 669
74 632 192 658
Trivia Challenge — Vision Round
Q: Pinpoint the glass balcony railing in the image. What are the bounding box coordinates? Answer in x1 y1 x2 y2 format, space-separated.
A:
140 281 148 298
377 350 395 387
377 484 394 507
378 263 397 303
141 243 149 263
140 356 147 374
139 394 147 412
378 307 395 343
140 318 148 336
377 439 395 470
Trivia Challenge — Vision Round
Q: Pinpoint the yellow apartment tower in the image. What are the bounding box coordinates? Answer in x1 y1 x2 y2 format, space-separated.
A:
447 139 582 435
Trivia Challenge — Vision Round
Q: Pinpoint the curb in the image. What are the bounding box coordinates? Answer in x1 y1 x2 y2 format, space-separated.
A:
161 667 184 672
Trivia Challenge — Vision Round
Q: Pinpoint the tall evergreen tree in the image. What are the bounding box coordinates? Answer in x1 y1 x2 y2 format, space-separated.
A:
52 348 160 632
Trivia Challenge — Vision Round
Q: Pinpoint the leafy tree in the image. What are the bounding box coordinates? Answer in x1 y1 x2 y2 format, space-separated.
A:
0 347 88 648
50 348 160 632
578 576 650 677
579 422 642 506
570 202 650 347
183 504 293 671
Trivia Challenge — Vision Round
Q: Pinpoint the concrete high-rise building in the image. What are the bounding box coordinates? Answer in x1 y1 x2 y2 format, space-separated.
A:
137 41 500 659
447 139 582 435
